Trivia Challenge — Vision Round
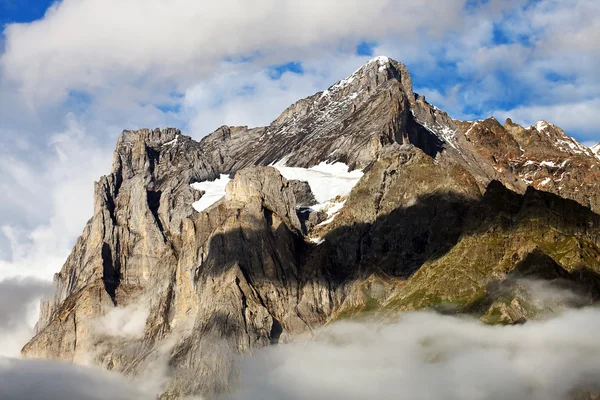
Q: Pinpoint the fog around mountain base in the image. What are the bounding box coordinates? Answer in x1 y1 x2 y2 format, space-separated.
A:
224 309 600 400
3 294 600 400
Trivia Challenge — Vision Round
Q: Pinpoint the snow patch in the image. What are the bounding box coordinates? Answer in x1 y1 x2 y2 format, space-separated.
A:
554 137 590 155
417 116 459 151
534 121 549 132
540 161 558 168
532 121 591 156
316 199 346 219
191 174 231 212
591 143 600 159
309 238 325 245
464 122 479 136
439 126 459 150
317 200 347 226
540 177 552 186
274 162 363 204
274 162 363 226
370 55 390 64
162 136 178 147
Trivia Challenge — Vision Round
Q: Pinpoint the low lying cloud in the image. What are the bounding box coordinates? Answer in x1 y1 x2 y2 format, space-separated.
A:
224 309 600 400
94 303 150 339
0 278 53 358
0 357 147 400
4 292 600 399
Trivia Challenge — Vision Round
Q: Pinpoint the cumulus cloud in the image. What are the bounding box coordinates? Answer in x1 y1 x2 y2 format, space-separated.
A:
225 309 600 400
0 0 467 103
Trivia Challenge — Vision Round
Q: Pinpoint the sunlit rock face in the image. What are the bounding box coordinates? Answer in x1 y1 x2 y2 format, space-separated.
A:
23 57 600 399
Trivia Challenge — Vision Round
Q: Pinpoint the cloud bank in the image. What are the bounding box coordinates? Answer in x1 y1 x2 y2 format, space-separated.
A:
225 309 600 400
2 279 599 399
0 357 147 400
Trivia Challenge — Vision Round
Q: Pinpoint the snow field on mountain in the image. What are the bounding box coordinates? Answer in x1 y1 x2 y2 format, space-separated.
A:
274 161 363 204
275 161 363 243
191 174 231 212
189 162 364 217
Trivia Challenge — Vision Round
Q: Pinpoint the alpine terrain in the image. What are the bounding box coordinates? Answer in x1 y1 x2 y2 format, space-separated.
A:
22 56 600 398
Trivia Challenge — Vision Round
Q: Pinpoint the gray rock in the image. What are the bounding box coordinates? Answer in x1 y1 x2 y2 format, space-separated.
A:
288 180 317 207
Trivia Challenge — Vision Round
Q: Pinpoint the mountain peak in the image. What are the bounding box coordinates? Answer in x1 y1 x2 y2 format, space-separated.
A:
531 120 553 132
356 55 408 78
319 55 415 107
366 55 391 67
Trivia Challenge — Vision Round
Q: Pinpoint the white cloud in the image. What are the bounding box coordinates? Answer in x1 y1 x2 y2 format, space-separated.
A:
0 0 467 105
494 98 600 142
226 309 600 400
0 113 112 279
94 303 150 339
0 278 53 358
0 357 147 400
530 0 600 53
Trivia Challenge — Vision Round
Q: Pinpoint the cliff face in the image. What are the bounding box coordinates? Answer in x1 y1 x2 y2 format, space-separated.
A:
23 57 600 398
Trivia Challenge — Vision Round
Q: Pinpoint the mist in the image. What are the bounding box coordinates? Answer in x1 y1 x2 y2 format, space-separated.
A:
0 357 146 400
0 278 53 357
222 308 600 400
3 280 600 400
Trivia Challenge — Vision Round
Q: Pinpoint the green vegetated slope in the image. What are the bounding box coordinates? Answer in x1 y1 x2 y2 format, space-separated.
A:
326 150 600 324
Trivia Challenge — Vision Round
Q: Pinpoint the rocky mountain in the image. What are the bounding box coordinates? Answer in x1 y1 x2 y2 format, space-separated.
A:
23 56 600 399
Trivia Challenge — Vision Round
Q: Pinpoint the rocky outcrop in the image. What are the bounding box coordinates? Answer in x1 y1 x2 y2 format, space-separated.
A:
25 128 219 362
288 180 317 207
23 56 600 399
23 150 337 397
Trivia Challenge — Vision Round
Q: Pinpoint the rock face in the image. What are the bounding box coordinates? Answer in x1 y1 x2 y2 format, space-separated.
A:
23 56 600 398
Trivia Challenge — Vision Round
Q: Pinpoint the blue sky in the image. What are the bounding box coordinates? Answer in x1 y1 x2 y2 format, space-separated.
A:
0 0 599 284
0 0 54 24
